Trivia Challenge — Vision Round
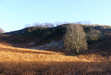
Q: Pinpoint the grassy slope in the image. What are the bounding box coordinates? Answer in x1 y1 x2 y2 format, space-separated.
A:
0 44 111 75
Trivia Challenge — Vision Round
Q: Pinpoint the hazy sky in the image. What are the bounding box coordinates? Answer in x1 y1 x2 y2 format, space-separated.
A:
0 0 110 32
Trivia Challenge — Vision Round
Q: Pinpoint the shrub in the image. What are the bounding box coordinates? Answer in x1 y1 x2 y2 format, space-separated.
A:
64 24 88 54
86 28 104 43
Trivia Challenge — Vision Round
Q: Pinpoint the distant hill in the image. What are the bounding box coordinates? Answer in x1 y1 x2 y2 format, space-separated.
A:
0 23 111 50
0 24 66 48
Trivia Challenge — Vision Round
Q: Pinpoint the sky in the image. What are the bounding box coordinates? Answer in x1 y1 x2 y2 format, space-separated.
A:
0 0 111 32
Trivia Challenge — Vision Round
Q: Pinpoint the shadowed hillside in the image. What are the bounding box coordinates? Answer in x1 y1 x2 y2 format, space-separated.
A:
0 25 66 48
0 24 111 74
0 24 111 50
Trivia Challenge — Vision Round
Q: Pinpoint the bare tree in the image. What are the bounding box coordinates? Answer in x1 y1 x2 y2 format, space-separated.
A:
64 24 88 54
0 28 4 33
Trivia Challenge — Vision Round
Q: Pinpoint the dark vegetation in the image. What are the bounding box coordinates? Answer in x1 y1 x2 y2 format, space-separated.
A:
1 25 66 45
0 23 111 54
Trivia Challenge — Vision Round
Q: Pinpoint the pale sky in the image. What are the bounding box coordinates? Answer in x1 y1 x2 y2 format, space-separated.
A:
0 0 110 32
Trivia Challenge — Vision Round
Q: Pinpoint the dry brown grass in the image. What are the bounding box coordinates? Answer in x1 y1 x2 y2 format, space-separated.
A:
0 43 111 75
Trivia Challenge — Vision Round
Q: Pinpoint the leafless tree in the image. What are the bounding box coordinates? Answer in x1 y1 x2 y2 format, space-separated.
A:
64 24 88 54
0 28 4 33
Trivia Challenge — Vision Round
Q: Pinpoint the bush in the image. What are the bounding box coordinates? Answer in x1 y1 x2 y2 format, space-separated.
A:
64 24 88 54
86 28 104 43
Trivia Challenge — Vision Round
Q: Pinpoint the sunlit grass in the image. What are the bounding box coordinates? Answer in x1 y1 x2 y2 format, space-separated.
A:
0 43 110 75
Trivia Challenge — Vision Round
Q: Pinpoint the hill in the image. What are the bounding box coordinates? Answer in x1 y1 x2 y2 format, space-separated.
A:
0 23 111 50
0 25 66 48
0 24 111 74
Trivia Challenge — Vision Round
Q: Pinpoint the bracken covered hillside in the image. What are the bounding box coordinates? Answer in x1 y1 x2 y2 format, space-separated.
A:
0 43 111 75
